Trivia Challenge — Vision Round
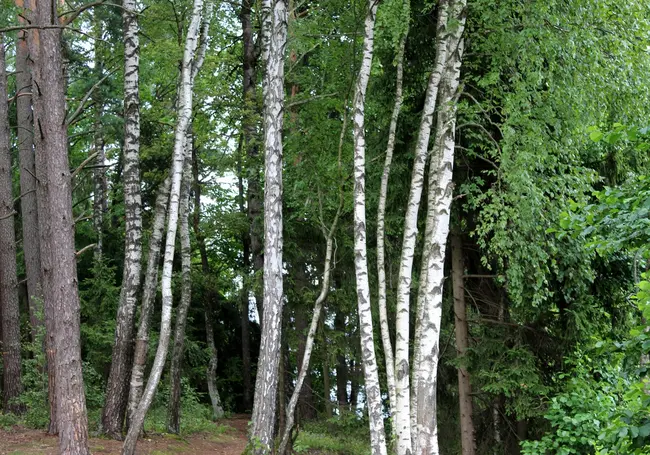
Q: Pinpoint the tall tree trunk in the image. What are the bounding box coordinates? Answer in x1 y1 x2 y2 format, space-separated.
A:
248 1 287 453
242 0 264 319
0 35 24 416
30 1 91 450
415 2 466 452
122 0 205 452
376 13 408 434
407 2 454 447
351 2 386 455
451 234 476 455
102 0 144 437
15 0 44 344
279 211 340 455
92 14 107 261
167 151 193 434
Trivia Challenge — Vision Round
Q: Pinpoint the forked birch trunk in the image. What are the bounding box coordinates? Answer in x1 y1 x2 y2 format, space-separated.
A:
351 2 387 455
392 0 453 449
376 6 408 429
126 0 211 428
121 0 205 452
0 34 24 416
248 1 287 453
415 2 466 452
126 177 169 429
102 0 143 437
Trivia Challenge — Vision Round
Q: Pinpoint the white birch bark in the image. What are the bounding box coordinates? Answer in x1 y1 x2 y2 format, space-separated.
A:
351 2 387 455
376 9 408 430
102 0 143 436
248 1 287 452
415 1 466 452
121 0 205 452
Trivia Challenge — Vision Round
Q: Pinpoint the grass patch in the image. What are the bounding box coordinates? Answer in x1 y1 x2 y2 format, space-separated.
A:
293 417 371 455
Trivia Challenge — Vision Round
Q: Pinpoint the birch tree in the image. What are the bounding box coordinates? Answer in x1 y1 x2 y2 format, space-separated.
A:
351 2 387 455
415 1 466 451
29 0 91 450
122 0 206 452
248 0 287 452
376 3 408 426
102 0 144 437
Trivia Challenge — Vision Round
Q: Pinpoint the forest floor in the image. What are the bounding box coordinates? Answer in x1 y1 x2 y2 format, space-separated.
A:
0 414 249 455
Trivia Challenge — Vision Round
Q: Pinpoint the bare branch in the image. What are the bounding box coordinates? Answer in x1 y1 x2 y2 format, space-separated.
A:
65 70 115 126
75 243 96 257
71 151 99 180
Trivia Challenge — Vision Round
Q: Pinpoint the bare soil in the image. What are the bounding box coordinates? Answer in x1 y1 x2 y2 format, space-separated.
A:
0 414 249 455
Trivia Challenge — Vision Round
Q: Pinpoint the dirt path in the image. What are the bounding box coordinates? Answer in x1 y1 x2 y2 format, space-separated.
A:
0 414 250 455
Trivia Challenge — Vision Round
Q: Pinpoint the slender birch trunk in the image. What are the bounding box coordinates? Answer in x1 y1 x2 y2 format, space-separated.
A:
415 2 466 452
0 35 24 416
278 208 342 455
102 0 143 437
15 0 44 345
167 151 193 434
451 234 476 455
122 0 205 452
248 1 287 452
30 1 91 450
351 2 387 455
376 9 408 430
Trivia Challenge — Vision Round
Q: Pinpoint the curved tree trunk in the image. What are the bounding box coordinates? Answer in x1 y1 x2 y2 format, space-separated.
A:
29 1 91 450
102 0 144 438
121 1 205 452
350 2 386 455
248 1 287 453
0 35 24 416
